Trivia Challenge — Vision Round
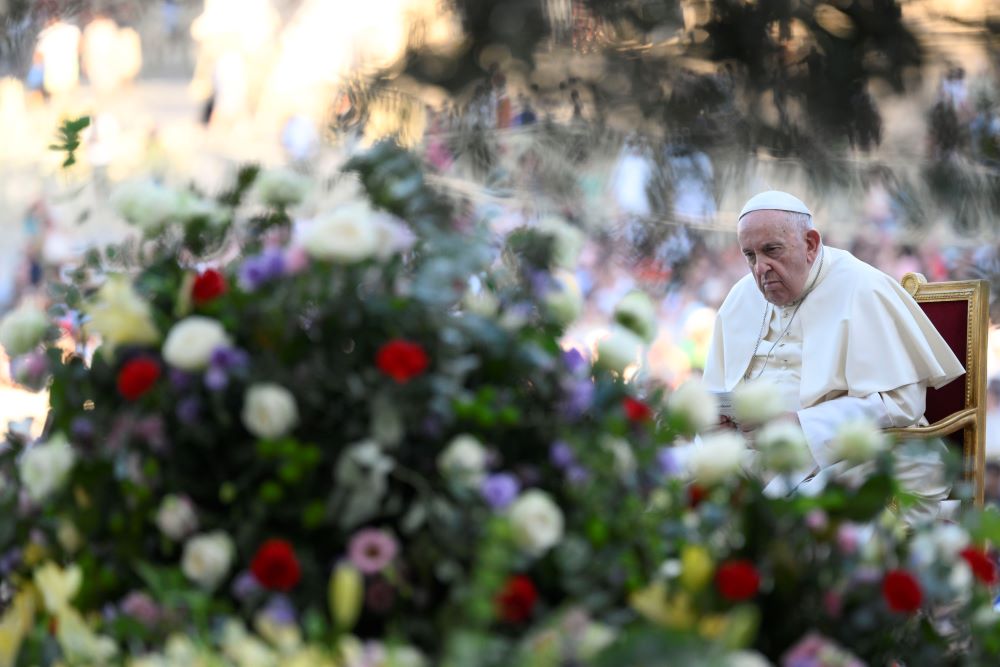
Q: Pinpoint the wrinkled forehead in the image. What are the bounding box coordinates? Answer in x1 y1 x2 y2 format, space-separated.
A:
737 210 798 247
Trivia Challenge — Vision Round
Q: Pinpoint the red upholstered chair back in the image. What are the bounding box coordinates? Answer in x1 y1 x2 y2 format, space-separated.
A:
894 273 990 505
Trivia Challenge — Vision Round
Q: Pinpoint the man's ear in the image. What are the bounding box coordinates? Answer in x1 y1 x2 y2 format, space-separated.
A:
805 229 821 259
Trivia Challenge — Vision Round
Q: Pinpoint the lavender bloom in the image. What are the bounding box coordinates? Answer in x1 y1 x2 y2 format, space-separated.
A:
69 416 95 446
481 473 520 510
120 591 160 627
176 397 201 424
238 257 268 291
169 369 195 391
566 465 590 485
558 377 594 420
232 570 263 601
561 348 588 375
0 549 22 575
260 247 286 277
549 441 576 469
262 594 297 625
204 366 229 391
656 448 681 478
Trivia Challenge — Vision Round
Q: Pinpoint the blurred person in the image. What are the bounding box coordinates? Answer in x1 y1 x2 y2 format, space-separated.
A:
82 14 121 94
665 134 716 223
34 17 82 101
699 190 964 524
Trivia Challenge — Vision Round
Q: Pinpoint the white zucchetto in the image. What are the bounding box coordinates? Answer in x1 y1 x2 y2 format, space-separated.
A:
738 190 812 220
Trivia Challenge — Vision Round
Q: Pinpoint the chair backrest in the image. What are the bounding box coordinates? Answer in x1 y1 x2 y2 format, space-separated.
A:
901 272 990 505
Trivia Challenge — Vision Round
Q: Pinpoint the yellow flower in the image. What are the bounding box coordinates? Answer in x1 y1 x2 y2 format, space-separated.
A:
33 562 81 614
84 275 160 352
329 563 363 632
698 614 729 639
629 582 697 630
679 545 714 593
0 586 36 667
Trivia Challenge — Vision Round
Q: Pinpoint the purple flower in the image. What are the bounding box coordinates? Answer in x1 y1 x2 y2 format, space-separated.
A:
210 346 249 370
559 377 594 420
348 528 399 575
120 591 160 627
562 348 588 375
169 369 195 391
656 448 680 477
262 594 297 625
176 397 201 424
232 570 262 600
70 416 95 446
549 441 576 469
0 549 22 575
481 473 520 510
238 250 286 291
566 465 590 485
260 247 286 278
204 366 229 391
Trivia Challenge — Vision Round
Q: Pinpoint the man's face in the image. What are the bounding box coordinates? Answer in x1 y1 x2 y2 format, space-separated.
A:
737 210 821 306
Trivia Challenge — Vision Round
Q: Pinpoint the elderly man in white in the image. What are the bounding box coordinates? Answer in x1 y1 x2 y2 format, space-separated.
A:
702 190 965 523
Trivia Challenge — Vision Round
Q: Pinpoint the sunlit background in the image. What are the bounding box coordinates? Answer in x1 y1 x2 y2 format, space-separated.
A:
3 0 1000 444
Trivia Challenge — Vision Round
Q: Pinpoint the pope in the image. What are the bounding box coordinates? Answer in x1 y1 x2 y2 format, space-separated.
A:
703 190 964 523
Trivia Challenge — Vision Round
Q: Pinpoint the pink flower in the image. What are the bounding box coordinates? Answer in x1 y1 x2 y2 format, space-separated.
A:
347 528 399 575
836 523 859 555
805 510 828 532
283 245 310 274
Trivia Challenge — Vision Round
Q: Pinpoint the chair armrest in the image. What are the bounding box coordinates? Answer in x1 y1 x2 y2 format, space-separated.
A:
884 407 977 440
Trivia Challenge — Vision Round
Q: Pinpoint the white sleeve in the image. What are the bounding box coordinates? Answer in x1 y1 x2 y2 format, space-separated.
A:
796 383 926 468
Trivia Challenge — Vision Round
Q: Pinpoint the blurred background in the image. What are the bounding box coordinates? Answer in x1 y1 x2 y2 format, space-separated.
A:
3 0 1000 494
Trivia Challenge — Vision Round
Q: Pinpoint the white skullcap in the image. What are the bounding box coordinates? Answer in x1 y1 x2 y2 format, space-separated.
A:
738 190 812 220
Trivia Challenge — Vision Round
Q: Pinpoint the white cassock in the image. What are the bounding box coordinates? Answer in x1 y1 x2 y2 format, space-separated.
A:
702 245 965 523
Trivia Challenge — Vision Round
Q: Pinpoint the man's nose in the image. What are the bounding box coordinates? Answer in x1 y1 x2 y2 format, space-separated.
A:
755 259 772 280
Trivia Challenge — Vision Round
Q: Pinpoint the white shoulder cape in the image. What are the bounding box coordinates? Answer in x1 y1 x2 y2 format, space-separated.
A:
703 246 965 408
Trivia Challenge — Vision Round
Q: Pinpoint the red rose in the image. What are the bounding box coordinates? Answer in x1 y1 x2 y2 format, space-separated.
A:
882 569 922 613
117 358 161 400
376 339 429 383
623 396 653 422
495 575 538 624
250 539 301 592
688 484 708 508
192 269 227 305
960 547 998 585
715 560 761 601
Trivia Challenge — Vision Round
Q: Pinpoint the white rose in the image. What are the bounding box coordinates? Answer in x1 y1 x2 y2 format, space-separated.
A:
950 560 973 596
602 436 636 478
300 204 378 263
373 214 416 260
156 494 199 541
111 179 180 233
241 383 299 439
544 271 583 326
537 216 584 269
437 434 488 486
614 290 657 343
85 275 161 351
755 420 811 472
829 419 887 464
174 191 229 227
463 288 499 317
182 531 235 589
255 167 311 208
667 380 719 433
596 325 643 373
162 316 231 371
0 303 49 355
508 489 565 556
933 523 971 559
19 433 76 502
686 431 748 485
733 379 786 424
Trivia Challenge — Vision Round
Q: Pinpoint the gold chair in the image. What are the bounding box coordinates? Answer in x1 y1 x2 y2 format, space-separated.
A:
886 273 990 506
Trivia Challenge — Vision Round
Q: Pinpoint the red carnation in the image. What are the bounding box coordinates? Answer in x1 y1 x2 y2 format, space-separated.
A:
960 547 998 585
623 396 653 422
495 575 538 624
192 269 227 305
376 339 429 383
117 358 161 400
882 569 922 613
715 560 761 601
250 539 302 592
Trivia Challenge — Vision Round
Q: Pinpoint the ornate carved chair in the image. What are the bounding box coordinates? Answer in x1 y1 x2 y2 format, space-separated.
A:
886 273 990 506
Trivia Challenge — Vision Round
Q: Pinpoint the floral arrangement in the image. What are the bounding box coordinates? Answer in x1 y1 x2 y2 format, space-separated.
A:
1 143 1000 666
